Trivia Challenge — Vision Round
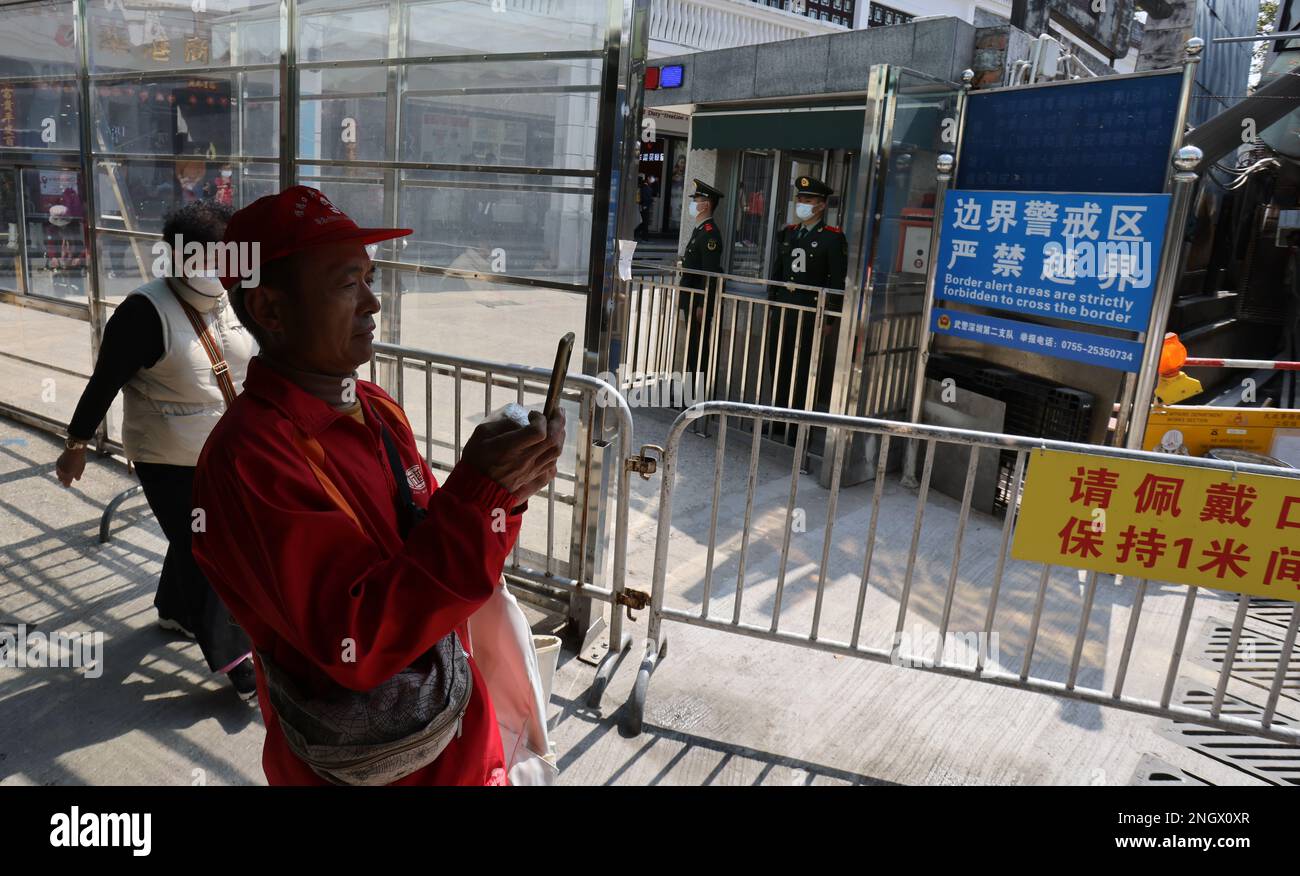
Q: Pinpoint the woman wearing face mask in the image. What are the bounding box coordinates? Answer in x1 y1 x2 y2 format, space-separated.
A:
55 200 258 701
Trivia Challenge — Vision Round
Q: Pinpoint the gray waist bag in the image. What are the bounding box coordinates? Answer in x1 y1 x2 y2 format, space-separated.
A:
259 410 473 785
258 632 472 786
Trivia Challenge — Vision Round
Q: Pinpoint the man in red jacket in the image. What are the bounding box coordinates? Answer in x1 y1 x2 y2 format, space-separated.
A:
192 186 565 785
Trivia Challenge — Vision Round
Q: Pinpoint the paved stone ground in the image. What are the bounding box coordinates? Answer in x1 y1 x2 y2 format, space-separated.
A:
2 406 1286 786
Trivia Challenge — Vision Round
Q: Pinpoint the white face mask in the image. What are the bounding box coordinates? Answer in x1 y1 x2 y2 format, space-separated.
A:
220 170 232 178
687 201 700 218
179 272 226 298
795 203 815 221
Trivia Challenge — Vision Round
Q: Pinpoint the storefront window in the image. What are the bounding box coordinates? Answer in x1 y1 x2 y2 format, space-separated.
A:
0 0 615 432
0 0 80 152
78 2 285 305
0 0 78 79
86 0 282 74
0 168 19 292
0 81 79 152
22 167 87 302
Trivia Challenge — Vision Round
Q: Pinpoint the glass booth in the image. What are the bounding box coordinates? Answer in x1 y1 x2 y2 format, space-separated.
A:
0 0 637 446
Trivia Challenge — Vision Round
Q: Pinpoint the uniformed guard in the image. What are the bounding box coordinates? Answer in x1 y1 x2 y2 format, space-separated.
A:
768 176 847 435
678 178 724 378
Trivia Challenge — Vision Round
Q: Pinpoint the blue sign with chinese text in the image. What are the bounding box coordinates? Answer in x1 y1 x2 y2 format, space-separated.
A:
956 73 1182 195
935 190 1171 333
932 308 1145 373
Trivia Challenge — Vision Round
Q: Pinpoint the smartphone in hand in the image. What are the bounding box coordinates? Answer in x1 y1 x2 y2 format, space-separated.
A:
543 332 575 420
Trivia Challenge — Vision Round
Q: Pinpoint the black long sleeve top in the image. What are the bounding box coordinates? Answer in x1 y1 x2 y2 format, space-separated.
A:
67 295 164 441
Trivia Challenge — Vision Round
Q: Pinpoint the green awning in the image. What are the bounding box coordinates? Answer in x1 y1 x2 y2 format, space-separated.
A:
692 109 866 151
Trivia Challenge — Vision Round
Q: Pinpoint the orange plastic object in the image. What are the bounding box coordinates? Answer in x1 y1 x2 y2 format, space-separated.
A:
1159 332 1187 377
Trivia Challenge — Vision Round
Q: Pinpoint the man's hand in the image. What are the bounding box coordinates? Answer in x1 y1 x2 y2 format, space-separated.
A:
461 408 566 504
56 447 86 487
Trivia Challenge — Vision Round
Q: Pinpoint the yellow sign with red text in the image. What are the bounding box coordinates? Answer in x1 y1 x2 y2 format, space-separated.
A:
1012 450 1300 602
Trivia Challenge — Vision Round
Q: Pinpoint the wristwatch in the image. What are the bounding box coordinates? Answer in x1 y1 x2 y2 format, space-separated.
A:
64 437 89 451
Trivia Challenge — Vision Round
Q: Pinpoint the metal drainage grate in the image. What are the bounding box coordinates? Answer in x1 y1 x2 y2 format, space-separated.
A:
1192 613 1300 704
1247 598 1300 633
1157 683 1300 786
1130 753 1217 786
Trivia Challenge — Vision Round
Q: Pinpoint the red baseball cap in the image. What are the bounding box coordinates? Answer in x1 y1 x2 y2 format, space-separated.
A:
219 185 411 289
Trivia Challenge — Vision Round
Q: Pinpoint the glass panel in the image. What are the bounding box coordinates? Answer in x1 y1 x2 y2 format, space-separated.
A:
867 72 958 308
401 59 601 170
240 71 283 158
664 139 686 235
94 232 154 305
298 67 390 163
0 80 80 151
0 0 78 79
87 0 283 74
398 170 592 285
22 167 87 302
0 168 19 292
93 71 279 159
298 1 391 63
289 0 612 65
297 162 386 223
729 150 774 278
0 300 92 425
405 0 606 56
394 271 586 365
856 69 961 419
240 162 282 202
94 158 238 234
231 13 282 66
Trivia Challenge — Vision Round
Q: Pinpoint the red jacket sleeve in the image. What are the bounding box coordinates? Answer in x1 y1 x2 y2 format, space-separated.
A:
193 437 523 692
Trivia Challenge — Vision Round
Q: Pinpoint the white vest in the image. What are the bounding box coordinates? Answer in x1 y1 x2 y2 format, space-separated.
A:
121 278 254 466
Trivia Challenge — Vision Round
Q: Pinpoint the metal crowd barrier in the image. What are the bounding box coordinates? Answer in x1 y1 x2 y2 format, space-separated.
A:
370 342 645 706
626 400 1300 743
619 264 843 440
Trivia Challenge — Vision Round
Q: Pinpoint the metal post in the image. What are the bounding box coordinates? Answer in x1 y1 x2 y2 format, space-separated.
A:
278 0 298 193
1164 37 1203 193
377 0 403 390
819 64 892 490
1114 37 1202 445
1124 145 1202 451
569 0 645 655
902 152 954 487
73 0 108 449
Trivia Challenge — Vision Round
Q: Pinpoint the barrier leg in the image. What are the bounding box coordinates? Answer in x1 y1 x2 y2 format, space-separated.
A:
98 485 144 544
587 625 634 709
625 633 668 736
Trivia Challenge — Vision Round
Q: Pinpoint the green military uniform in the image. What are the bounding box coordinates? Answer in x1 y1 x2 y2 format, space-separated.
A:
679 179 725 376
770 181 848 298
767 176 848 426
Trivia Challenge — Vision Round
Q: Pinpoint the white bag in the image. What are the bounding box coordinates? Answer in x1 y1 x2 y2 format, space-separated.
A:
466 581 559 786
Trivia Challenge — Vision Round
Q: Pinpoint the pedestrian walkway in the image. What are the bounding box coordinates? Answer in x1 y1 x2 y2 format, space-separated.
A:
0 411 1286 785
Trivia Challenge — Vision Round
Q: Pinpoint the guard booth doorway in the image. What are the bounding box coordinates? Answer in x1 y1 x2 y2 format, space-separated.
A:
659 68 963 486
724 147 855 282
